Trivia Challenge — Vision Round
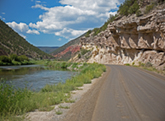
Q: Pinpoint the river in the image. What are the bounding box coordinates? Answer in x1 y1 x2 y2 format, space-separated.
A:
0 65 77 91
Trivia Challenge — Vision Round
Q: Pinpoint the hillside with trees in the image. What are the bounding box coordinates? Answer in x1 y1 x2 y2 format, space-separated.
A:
37 47 59 54
0 19 52 59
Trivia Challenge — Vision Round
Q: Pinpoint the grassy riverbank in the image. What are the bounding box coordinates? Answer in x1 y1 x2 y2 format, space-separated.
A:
0 54 33 66
0 61 106 120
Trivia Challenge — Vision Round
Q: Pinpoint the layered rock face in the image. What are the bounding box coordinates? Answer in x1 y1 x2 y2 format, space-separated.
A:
80 9 165 69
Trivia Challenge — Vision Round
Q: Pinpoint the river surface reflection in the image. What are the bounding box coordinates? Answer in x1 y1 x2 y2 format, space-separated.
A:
0 65 77 91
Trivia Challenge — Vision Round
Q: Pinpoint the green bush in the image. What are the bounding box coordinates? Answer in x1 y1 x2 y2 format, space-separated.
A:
12 60 21 65
118 0 139 16
136 9 142 17
17 55 29 62
139 62 145 67
61 62 67 69
124 63 130 66
128 1 139 14
81 49 89 55
85 30 92 37
10 54 18 61
0 55 11 63
145 62 153 67
108 14 116 22
145 4 154 14
78 54 81 58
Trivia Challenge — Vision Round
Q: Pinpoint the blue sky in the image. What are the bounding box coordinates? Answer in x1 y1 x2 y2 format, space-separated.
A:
0 0 124 47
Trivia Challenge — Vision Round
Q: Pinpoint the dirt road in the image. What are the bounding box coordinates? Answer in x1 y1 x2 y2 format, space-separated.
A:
62 65 165 121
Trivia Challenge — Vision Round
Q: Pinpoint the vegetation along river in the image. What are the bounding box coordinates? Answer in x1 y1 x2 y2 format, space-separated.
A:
0 65 77 91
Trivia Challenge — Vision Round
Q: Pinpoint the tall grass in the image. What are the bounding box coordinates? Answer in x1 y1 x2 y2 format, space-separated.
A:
132 61 165 75
0 62 106 120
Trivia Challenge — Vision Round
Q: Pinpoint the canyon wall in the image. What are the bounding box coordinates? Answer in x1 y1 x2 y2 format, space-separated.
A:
80 9 165 69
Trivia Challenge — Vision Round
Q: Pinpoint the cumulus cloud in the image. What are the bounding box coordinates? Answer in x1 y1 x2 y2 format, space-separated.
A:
55 28 87 39
31 4 49 11
7 21 40 36
29 0 124 39
26 29 40 34
7 21 29 32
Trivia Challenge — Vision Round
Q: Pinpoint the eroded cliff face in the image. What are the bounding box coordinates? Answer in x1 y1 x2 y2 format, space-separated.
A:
80 9 165 69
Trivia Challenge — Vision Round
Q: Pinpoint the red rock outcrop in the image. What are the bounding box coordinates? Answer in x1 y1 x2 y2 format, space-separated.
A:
53 45 81 58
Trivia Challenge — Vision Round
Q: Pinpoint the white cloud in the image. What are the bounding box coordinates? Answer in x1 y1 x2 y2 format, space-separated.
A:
36 1 41 3
6 21 40 36
29 0 124 39
55 28 87 39
32 4 49 11
27 29 40 34
7 21 29 32
2 12 5 14
58 38 62 41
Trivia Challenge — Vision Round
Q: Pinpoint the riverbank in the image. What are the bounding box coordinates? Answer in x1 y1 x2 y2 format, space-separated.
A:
0 62 106 121
27 70 107 121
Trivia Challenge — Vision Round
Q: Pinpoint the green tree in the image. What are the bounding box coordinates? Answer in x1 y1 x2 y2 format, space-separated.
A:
10 54 18 61
0 55 11 63
17 55 29 62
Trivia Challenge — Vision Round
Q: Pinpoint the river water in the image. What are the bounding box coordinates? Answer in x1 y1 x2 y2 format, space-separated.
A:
0 65 77 91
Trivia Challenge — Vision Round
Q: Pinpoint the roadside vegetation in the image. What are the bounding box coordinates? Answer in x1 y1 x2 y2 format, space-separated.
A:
0 61 106 120
124 62 165 75
0 54 33 66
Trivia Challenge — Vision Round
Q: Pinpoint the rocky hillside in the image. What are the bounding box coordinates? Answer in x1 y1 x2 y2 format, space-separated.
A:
72 0 165 69
51 33 85 61
0 19 52 59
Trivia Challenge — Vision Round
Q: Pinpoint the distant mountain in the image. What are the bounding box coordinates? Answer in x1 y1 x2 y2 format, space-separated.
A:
37 47 59 54
51 33 86 61
0 19 52 59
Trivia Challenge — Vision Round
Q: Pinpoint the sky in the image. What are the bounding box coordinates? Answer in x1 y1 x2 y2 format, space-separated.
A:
0 0 124 47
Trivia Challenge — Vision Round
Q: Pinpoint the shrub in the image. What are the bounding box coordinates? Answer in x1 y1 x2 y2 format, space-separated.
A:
132 62 135 65
78 54 81 58
124 63 130 66
145 62 153 67
145 4 154 14
15 55 29 62
85 30 92 37
139 62 145 67
12 60 21 65
108 14 116 22
10 54 18 61
81 49 89 55
93 28 100 36
61 62 67 69
128 1 139 14
136 9 142 17
71 63 78 69
118 0 139 16
0 55 11 63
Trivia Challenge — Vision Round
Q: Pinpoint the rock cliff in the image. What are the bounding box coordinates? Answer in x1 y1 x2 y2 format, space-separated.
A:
79 7 165 69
